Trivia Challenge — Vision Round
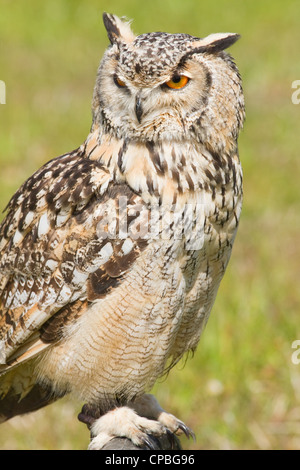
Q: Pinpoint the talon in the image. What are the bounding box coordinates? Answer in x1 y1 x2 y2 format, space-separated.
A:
165 428 180 449
78 403 101 429
141 435 157 450
78 411 96 428
178 422 196 440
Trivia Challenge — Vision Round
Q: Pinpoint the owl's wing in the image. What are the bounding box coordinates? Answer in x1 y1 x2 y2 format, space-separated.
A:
0 147 149 373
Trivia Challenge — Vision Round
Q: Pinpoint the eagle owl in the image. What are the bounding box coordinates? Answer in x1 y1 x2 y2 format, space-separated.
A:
0 14 245 449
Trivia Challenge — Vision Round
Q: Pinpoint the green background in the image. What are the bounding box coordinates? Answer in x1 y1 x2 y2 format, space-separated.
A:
0 0 300 449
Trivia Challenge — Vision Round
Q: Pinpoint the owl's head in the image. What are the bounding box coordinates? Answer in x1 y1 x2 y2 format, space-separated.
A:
92 14 244 151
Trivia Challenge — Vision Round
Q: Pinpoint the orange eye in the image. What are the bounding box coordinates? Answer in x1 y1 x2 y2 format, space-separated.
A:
165 75 189 90
114 75 126 88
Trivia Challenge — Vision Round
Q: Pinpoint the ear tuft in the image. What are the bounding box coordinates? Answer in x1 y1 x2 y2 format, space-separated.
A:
193 32 241 53
103 13 136 45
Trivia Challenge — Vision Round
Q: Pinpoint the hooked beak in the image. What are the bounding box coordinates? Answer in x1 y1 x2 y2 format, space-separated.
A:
135 95 143 123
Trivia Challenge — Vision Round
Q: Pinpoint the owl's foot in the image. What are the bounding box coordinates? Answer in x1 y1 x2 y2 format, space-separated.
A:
88 406 165 450
129 394 195 440
85 394 194 450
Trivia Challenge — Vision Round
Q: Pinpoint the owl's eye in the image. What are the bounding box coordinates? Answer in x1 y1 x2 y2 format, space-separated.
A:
114 75 126 88
165 75 189 90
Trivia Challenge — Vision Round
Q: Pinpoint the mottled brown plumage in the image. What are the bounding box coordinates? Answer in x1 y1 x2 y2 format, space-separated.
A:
0 13 245 448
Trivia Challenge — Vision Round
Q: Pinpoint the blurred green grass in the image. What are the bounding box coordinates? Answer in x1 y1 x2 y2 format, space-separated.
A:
1 0 300 450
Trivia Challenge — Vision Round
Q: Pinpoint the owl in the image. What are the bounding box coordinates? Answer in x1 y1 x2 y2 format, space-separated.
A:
0 14 245 449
